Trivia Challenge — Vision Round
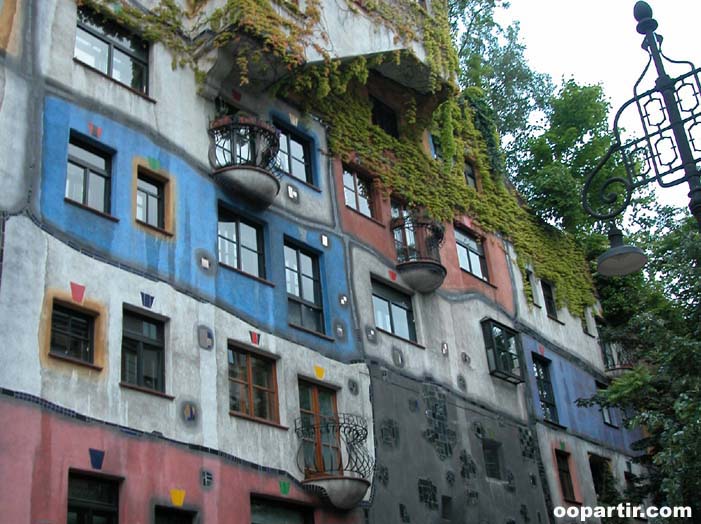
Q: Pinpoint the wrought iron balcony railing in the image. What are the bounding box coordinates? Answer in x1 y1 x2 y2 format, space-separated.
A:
294 413 374 480
391 215 445 265
208 115 280 171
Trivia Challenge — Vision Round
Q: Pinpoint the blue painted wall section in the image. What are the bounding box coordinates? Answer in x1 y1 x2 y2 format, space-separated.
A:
522 335 641 453
40 96 357 360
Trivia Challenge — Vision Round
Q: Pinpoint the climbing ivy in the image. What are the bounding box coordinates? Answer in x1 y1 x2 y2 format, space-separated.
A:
82 0 594 316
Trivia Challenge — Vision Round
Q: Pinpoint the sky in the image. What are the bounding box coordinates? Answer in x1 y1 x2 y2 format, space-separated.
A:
496 0 701 210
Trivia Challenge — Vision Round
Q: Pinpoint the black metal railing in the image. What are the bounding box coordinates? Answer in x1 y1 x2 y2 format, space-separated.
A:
294 413 374 480
391 215 445 265
602 341 636 371
208 115 279 171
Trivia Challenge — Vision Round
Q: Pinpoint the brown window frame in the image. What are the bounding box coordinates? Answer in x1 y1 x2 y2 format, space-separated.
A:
298 380 342 478
556 450 577 503
228 344 279 424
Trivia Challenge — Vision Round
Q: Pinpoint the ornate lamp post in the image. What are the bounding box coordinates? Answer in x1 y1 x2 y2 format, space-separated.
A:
582 1 701 276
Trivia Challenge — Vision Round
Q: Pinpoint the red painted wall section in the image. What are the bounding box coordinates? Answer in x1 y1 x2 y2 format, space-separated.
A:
0 398 363 524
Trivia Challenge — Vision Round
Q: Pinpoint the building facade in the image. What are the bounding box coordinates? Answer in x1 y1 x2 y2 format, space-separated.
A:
0 0 641 523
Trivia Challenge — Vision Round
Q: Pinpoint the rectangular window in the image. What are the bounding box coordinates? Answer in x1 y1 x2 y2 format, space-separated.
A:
556 450 577 502
155 506 195 524
343 168 374 218
121 310 165 392
217 208 265 278
136 171 165 229
597 382 617 427
372 279 416 342
67 472 119 524
276 124 313 184
50 302 94 364
391 200 417 262
482 439 502 480
284 243 324 334
430 134 442 160
251 498 312 524
589 454 612 500
455 229 488 280
298 380 341 477
464 161 477 189
370 96 399 138
541 281 558 319
533 356 559 424
601 341 616 370
228 345 278 423
66 134 111 214
482 319 523 383
75 6 148 93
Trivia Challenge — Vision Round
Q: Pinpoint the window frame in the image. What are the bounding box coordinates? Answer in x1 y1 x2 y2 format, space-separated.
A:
154 505 196 524
284 242 325 335
65 133 112 215
390 199 417 263
371 279 417 342
455 228 489 281
275 122 314 185
121 309 166 393
227 344 279 424
342 167 375 218
136 171 165 230
555 450 577 503
482 439 503 480
50 301 96 364
217 207 266 278
74 5 149 94
533 355 559 424
481 319 523 384
596 382 617 427
67 471 120 524
298 380 342 478
541 280 558 319
464 161 477 189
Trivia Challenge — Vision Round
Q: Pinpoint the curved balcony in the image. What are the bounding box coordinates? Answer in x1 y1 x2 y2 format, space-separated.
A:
208 115 280 208
392 215 446 293
604 345 636 379
294 413 374 510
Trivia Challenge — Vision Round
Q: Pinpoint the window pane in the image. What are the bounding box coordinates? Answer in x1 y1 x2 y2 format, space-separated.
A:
228 350 248 381
142 344 162 390
286 268 300 296
291 157 307 181
66 162 86 203
391 303 411 340
287 299 302 326
299 382 312 411
290 138 305 161
318 390 334 416
301 304 323 332
344 187 357 209
357 182 372 216
239 222 258 250
251 357 271 388
87 172 107 212
372 295 391 332
218 237 237 267
456 244 469 272
122 339 139 385
301 275 316 303
229 382 249 413
253 388 273 420
284 246 298 271
74 27 109 73
69 142 107 171
343 170 355 190
240 247 260 277
136 191 146 222
468 251 484 279
299 253 313 277
147 194 159 226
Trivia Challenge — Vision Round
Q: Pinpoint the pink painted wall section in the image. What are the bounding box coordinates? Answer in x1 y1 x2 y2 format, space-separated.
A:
0 398 364 524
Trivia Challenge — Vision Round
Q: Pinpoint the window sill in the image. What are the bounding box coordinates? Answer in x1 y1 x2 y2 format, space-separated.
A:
49 352 103 371
345 206 385 227
459 268 496 288
64 198 119 222
289 323 335 342
375 327 425 349
583 331 597 339
563 498 582 506
135 219 173 237
547 314 565 326
542 419 568 431
74 58 156 103
219 263 275 287
229 411 288 430
282 173 321 193
603 421 620 429
119 382 175 400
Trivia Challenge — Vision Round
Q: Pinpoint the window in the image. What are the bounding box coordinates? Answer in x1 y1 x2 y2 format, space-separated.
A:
228 345 278 423
482 319 523 383
372 279 416 342
155 506 195 524
555 450 577 502
66 134 111 214
217 208 265 278
601 341 616 370
391 200 416 262
276 124 313 184
533 356 559 424
482 439 502 480
298 380 341 477
50 302 94 364
284 243 324 334
74 6 148 93
597 382 616 427
343 167 374 218
67 472 119 524
455 229 488 280
370 96 398 138
430 134 443 160
136 171 165 229
589 454 613 500
464 161 477 189
251 498 312 524
121 310 165 392
541 281 558 319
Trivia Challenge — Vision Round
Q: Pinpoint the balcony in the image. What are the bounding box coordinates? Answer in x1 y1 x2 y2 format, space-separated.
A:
208 115 280 208
602 342 636 379
392 213 446 293
294 413 374 510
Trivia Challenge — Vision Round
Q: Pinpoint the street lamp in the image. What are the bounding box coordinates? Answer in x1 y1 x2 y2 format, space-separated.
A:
582 1 701 276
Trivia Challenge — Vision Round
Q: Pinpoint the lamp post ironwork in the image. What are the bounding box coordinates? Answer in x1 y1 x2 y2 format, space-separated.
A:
582 1 701 275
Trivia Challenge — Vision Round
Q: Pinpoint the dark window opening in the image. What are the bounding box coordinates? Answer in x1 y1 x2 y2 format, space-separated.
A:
372 279 416 342
343 167 374 218
228 344 279 423
541 281 558 319
50 302 95 364
533 355 559 424
482 439 502 480
136 171 165 229
556 450 577 502
154 506 196 524
482 319 523 383
217 208 265 278
66 134 112 214
371 96 398 138
67 472 119 524
121 309 165 392
284 242 324 334
464 161 477 189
